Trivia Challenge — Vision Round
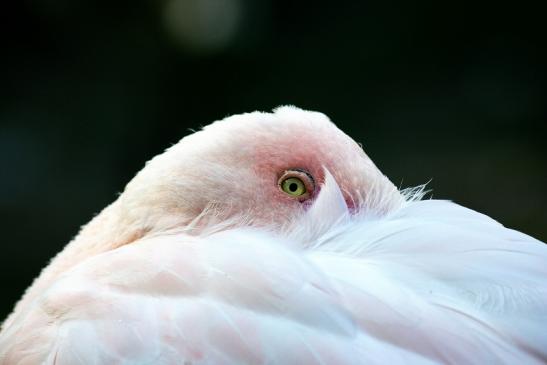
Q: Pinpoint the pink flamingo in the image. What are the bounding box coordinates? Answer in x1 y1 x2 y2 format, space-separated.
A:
1 106 546 364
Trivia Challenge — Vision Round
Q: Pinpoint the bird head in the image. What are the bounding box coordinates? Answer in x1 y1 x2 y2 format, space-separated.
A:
118 106 404 236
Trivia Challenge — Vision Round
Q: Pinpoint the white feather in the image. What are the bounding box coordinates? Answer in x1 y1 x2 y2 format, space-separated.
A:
2 174 546 365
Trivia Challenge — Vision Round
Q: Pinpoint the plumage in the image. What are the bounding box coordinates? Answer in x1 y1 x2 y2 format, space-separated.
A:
1 106 546 364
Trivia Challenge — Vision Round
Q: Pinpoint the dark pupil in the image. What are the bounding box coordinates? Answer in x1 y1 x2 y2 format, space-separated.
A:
289 182 298 192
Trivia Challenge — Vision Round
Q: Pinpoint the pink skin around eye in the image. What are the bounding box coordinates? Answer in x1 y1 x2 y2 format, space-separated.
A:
253 139 358 213
253 136 369 214
253 142 325 206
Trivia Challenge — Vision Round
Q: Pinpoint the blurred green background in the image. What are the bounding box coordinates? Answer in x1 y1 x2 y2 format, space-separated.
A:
1 0 545 320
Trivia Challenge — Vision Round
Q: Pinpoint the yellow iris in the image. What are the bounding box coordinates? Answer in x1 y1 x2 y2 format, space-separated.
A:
281 177 306 196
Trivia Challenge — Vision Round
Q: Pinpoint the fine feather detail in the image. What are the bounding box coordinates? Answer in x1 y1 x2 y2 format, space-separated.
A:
400 183 431 203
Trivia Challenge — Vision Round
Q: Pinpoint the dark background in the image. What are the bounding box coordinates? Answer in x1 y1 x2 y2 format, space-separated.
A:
1 0 545 320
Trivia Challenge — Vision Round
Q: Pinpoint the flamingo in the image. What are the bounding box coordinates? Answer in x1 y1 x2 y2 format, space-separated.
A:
1 106 546 364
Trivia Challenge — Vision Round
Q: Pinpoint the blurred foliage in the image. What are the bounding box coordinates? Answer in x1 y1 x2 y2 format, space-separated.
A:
0 0 545 319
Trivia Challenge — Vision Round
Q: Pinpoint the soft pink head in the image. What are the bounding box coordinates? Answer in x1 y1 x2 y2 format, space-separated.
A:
120 106 403 234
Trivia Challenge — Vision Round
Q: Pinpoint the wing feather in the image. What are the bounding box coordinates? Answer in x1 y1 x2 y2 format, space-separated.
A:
2 181 546 364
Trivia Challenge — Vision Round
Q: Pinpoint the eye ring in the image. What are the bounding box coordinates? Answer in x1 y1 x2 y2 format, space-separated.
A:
278 169 315 200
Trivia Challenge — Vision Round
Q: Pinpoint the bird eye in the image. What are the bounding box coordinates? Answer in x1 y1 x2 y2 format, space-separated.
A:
281 177 306 196
278 169 314 199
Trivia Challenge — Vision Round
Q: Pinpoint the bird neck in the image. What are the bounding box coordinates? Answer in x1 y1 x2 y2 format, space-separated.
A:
4 200 142 328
